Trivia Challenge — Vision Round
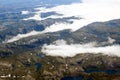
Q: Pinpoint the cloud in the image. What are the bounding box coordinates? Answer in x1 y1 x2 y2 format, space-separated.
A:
23 13 42 21
23 0 120 32
6 31 43 43
83 0 120 4
21 11 29 15
23 7 47 21
41 40 120 57
6 23 72 43
107 37 115 44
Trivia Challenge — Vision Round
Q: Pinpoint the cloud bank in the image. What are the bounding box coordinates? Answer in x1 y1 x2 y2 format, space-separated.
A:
42 40 120 57
24 0 120 31
6 0 120 42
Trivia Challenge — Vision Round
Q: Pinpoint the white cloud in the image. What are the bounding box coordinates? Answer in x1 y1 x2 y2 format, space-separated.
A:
83 0 120 5
6 31 43 43
21 11 29 15
41 40 120 57
23 7 46 21
107 37 115 44
23 0 120 31
23 13 42 21
44 22 72 32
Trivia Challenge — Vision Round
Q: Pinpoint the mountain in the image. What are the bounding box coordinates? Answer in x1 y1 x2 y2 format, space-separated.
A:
0 0 120 80
70 19 120 44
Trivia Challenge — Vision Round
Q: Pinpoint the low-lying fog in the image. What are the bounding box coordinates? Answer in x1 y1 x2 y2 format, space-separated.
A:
42 40 120 57
5 0 120 57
